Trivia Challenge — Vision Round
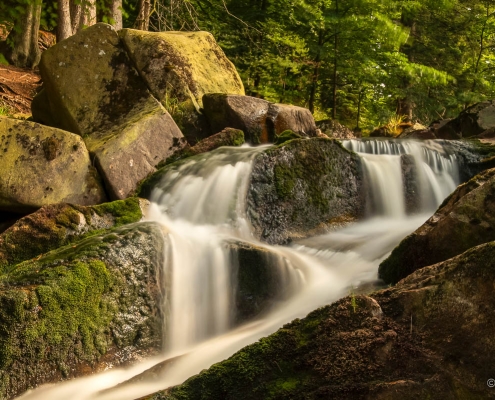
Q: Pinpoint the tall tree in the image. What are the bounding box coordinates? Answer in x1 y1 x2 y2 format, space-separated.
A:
8 0 43 68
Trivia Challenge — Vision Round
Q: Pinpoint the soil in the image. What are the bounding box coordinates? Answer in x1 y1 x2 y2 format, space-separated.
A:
0 64 41 115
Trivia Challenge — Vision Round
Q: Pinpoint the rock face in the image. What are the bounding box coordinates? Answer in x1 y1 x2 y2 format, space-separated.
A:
438 101 495 138
147 241 495 400
36 23 187 200
317 119 357 139
266 103 317 138
0 197 148 271
203 94 271 143
247 138 364 244
379 168 495 284
203 94 317 144
228 241 299 324
119 30 244 110
164 128 244 167
0 222 164 400
0 117 106 213
119 30 245 144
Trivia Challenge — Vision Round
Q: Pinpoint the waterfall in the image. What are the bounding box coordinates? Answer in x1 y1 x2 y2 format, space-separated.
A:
15 140 461 400
343 139 460 216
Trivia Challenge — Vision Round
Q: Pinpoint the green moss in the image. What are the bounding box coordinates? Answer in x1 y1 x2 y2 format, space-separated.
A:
93 197 143 226
0 258 114 371
274 130 302 145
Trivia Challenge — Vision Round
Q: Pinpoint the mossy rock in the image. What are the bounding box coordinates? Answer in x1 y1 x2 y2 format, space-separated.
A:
379 167 495 284
247 137 365 244
37 23 187 200
0 222 164 399
0 116 106 213
0 197 148 272
147 240 495 400
119 29 245 110
274 130 302 145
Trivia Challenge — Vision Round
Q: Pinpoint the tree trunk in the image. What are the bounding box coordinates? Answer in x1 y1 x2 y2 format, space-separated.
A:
135 0 151 30
57 0 73 42
70 0 82 33
331 0 339 120
9 0 42 68
78 0 97 30
308 28 324 114
106 0 123 30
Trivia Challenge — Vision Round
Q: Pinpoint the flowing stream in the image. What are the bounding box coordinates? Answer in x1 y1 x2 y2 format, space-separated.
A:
16 139 461 400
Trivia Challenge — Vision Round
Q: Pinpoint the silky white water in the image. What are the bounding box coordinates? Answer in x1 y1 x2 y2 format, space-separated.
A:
15 140 461 400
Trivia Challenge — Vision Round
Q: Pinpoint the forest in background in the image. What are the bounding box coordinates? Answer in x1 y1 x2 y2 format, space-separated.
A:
1 0 495 132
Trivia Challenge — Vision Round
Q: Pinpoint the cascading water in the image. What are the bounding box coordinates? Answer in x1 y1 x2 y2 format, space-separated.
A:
15 139 462 400
343 139 460 216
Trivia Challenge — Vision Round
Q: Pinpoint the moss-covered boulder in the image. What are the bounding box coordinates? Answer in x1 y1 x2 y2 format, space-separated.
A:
247 138 365 244
0 197 148 272
119 29 245 144
36 23 187 199
379 167 495 284
119 30 244 110
146 241 495 400
0 117 106 213
203 94 317 144
0 222 164 399
274 130 302 145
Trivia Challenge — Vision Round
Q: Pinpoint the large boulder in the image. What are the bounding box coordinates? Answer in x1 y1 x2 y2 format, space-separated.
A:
438 101 495 138
119 30 244 110
0 117 106 213
119 30 245 143
0 222 164 400
147 241 495 400
203 94 317 144
35 23 187 199
0 197 148 271
247 138 364 244
316 119 357 139
379 167 495 284
203 94 271 143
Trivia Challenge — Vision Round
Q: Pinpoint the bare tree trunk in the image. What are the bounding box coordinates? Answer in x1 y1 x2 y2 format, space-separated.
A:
74 0 97 32
57 0 73 42
9 0 42 68
308 28 323 114
70 0 82 33
135 0 151 30
106 0 123 30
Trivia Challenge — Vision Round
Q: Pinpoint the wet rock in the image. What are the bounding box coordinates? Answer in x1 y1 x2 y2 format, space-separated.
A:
0 117 106 213
0 222 164 400
401 154 420 214
247 138 365 244
228 240 299 324
0 197 148 271
316 119 357 139
203 94 317 144
148 241 495 400
379 167 495 284
36 23 187 200
397 122 432 139
203 94 271 143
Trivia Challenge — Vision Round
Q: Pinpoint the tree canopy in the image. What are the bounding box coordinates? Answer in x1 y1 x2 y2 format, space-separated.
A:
1 0 495 131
